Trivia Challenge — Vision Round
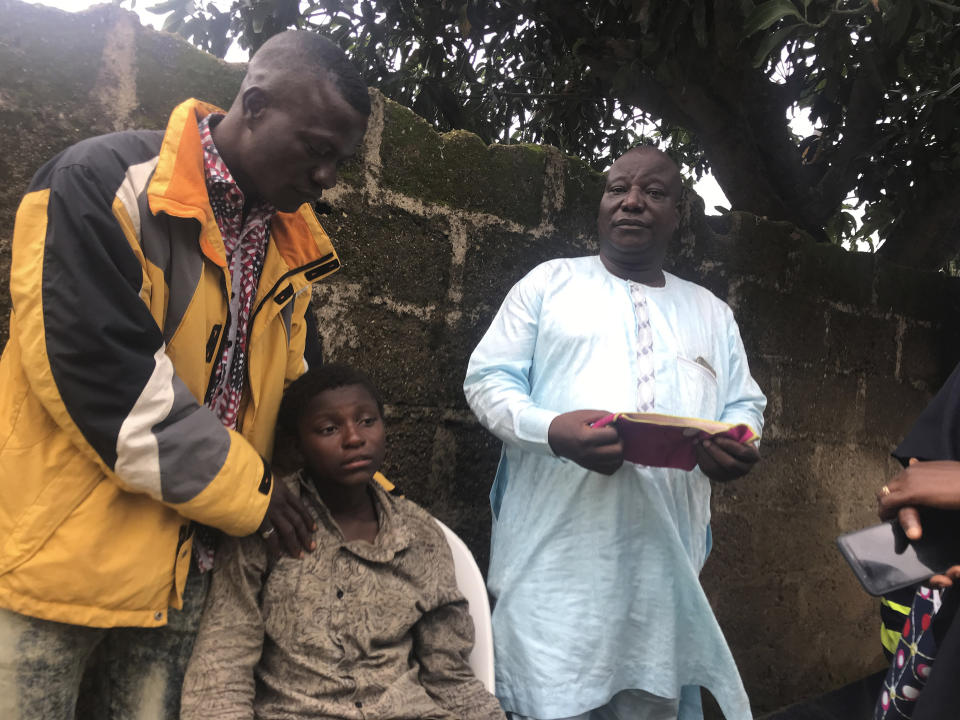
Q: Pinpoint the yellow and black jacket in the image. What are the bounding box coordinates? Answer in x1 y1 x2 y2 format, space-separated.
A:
0 99 342 628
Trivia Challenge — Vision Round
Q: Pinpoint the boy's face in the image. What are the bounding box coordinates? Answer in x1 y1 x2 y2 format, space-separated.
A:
297 384 386 487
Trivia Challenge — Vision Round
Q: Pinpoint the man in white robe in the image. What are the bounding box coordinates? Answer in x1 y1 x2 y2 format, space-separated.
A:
464 146 766 720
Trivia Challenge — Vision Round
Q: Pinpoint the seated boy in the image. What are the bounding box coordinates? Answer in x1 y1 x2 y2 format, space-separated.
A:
180 363 505 720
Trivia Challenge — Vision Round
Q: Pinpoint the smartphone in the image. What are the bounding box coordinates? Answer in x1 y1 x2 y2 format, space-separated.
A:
836 518 960 596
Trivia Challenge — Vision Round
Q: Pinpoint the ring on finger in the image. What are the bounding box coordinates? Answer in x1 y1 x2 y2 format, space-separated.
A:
260 526 276 540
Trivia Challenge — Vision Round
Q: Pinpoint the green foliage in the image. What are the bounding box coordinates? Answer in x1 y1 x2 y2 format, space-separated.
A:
149 0 960 269
744 0 960 259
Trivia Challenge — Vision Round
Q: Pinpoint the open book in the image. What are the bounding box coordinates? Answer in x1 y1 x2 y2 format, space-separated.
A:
592 412 759 471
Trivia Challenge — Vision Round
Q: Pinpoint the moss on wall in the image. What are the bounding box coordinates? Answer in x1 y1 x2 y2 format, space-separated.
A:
0 2 115 232
379 101 547 225
133 28 243 126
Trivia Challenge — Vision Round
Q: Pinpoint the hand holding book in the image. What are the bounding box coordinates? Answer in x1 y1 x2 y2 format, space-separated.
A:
591 412 759 473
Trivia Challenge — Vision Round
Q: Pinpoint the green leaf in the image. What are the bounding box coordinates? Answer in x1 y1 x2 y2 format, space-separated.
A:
147 0 186 14
883 0 915 45
161 10 184 32
743 0 803 37
751 23 799 67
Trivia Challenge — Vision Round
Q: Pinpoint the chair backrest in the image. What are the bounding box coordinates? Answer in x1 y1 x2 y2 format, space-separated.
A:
434 519 495 694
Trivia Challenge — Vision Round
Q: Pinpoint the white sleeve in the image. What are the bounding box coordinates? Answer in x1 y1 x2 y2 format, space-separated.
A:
717 306 767 438
463 268 560 456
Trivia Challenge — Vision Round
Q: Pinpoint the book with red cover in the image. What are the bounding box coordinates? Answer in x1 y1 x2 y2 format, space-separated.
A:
592 412 759 471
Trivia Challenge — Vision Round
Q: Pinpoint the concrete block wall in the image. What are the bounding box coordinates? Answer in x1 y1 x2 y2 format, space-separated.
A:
2 2 960 713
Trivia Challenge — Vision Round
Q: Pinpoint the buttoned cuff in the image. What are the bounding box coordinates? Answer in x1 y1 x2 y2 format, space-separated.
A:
516 406 561 452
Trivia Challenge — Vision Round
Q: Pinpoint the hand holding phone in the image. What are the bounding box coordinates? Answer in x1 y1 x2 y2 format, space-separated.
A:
878 459 960 540
837 517 960 596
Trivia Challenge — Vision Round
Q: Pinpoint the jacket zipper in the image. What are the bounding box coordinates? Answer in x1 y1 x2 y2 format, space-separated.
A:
203 273 232 405
248 253 338 326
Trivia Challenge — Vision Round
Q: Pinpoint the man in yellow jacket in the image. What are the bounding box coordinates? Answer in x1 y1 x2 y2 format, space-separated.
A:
0 30 369 719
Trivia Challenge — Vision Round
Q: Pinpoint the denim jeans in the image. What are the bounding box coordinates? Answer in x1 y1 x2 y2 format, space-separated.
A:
0 565 208 720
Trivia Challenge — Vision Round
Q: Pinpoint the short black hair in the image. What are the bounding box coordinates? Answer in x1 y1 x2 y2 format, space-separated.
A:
249 30 371 116
278 362 384 437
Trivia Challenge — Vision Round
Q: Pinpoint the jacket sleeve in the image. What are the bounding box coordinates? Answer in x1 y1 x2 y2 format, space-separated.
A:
413 538 506 720
9 160 270 535
180 535 266 720
463 266 560 456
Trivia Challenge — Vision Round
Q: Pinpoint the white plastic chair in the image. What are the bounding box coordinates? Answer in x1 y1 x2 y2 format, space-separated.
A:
435 519 495 693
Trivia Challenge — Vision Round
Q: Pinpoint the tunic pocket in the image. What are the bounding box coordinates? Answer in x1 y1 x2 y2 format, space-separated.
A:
675 355 720 419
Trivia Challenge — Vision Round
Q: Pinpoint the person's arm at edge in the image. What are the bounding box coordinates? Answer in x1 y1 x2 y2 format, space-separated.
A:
180 535 268 720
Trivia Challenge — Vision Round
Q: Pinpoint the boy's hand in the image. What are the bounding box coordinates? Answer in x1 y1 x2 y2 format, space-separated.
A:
548 410 624 475
257 480 318 558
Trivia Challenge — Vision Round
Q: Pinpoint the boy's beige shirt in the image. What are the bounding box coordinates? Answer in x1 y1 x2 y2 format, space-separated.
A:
180 474 504 720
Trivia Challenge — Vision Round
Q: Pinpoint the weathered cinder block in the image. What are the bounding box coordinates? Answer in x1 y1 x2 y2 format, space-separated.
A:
707 567 884 714
319 197 453 306
897 319 960 391
316 296 451 406
552 154 604 240
704 574 811 709
825 310 897 376
789 241 875 307
864 377 933 444
0 2 116 230
875 260 960 323
460 225 590 313
699 211 806 288
734 282 828 362
380 407 442 494
707 436 889 711
436 418 503 572
743 354 776 412
133 25 243 126
384 411 490 566
711 439 834 512
378 411 498 571
899 322 951 391
675 188 713 257
379 101 546 226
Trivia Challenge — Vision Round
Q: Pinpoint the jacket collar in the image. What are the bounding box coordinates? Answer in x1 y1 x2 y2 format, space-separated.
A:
146 98 338 274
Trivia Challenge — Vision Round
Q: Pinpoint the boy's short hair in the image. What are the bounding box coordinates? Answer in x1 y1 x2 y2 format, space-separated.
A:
278 362 384 436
